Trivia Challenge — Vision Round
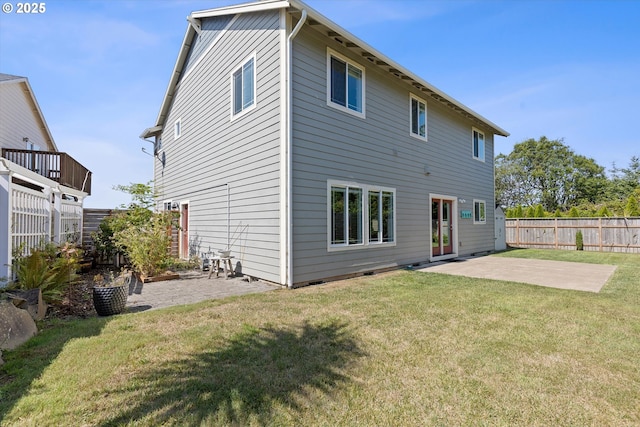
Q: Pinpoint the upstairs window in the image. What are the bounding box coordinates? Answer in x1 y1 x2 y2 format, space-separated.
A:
473 128 485 161
174 119 181 139
410 94 427 140
327 49 365 117
232 55 256 117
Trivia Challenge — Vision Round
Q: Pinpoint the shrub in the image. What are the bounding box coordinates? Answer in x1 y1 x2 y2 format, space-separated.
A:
9 243 81 303
575 230 584 251
112 211 176 277
624 195 639 217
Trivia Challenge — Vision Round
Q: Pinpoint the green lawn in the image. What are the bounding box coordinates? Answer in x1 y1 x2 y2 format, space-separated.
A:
1 249 639 426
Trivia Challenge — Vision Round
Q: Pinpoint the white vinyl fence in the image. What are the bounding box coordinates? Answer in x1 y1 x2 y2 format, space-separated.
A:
506 218 640 253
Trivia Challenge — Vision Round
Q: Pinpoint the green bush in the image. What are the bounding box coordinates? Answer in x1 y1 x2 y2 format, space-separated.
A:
575 230 584 251
10 243 81 303
112 211 175 277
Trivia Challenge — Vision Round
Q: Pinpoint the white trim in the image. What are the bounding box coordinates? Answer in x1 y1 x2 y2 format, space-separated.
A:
472 127 485 162
409 93 428 141
191 0 290 19
473 199 487 224
326 47 366 119
428 193 458 262
279 9 289 286
327 180 396 252
230 52 257 121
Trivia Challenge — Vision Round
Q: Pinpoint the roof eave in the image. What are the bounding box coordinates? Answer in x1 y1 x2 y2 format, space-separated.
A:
288 0 509 137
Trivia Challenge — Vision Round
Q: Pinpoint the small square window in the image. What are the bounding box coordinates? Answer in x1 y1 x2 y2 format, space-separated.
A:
473 128 485 161
474 200 486 224
410 94 427 140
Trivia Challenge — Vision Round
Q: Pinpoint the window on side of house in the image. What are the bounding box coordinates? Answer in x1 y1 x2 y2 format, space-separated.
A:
473 128 485 161
331 185 363 246
327 48 365 117
474 199 486 224
410 94 427 140
231 54 256 118
369 190 395 243
329 181 396 250
174 119 182 139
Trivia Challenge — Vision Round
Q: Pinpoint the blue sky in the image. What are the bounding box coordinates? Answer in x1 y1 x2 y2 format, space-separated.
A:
1 0 638 208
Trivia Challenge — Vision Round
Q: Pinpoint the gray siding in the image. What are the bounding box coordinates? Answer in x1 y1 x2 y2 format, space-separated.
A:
183 15 235 75
155 10 282 283
290 27 496 284
0 82 53 151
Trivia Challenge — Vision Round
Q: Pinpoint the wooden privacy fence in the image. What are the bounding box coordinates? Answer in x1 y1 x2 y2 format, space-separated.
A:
506 218 640 253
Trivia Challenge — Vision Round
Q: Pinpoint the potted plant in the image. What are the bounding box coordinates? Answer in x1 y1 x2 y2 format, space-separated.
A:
92 271 130 316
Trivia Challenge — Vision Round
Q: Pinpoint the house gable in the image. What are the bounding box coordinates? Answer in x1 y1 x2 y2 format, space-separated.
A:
0 74 57 152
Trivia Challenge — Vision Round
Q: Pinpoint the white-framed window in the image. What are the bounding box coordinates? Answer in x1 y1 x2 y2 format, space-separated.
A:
231 53 256 118
368 190 395 243
472 128 485 161
410 94 427 140
473 199 486 224
327 48 365 118
174 119 182 139
328 180 396 250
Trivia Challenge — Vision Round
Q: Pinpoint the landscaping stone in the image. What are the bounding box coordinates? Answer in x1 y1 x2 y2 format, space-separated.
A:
0 300 37 350
6 288 47 321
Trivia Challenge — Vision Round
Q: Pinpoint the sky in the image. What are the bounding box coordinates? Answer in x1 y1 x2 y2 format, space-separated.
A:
1 0 638 208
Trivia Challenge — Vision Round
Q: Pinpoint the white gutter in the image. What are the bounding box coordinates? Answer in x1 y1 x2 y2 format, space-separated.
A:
286 9 307 288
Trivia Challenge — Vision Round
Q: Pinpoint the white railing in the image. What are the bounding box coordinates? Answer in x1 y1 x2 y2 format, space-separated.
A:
59 198 83 244
11 185 51 257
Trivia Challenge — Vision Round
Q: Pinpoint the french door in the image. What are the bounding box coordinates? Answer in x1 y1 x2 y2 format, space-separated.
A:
432 198 453 257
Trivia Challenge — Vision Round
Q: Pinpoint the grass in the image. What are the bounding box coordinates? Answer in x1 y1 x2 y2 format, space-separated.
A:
1 249 639 426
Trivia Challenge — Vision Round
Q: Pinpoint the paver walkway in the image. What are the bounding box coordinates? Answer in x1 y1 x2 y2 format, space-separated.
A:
125 271 280 312
416 256 617 292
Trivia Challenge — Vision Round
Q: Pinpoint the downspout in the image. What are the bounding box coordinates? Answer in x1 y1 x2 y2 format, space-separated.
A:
286 9 307 288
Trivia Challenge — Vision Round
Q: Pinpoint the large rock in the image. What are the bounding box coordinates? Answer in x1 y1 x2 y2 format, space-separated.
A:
6 288 47 321
0 300 37 350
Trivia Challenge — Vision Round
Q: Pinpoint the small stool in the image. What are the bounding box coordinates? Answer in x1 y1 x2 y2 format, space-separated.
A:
207 256 235 279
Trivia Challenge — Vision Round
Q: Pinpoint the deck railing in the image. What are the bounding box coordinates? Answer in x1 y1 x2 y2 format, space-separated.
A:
1 148 92 194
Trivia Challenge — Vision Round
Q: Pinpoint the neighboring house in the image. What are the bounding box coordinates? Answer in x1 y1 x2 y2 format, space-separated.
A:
141 0 509 287
0 73 92 282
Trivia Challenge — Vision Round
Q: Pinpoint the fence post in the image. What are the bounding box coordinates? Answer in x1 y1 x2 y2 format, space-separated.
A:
599 217 603 252
51 189 62 245
515 218 520 246
554 218 558 249
0 169 11 282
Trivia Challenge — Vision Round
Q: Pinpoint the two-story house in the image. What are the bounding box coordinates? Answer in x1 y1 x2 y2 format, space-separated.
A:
0 73 92 282
141 0 509 287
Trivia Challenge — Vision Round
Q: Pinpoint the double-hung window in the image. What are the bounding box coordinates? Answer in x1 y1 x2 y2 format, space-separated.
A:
369 190 395 243
474 199 486 224
327 48 365 117
331 185 363 246
410 94 427 140
329 181 396 250
232 54 256 117
472 128 485 161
